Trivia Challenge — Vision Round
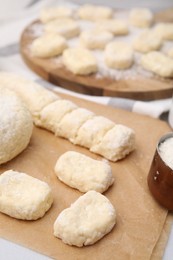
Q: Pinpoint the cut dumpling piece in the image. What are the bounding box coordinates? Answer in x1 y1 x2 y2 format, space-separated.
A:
141 51 173 77
79 29 114 50
90 124 135 162
44 18 80 39
95 19 128 35
167 47 173 58
133 29 162 53
40 6 73 23
56 108 94 143
54 151 114 193
153 23 173 41
30 33 67 58
0 170 53 220
62 48 98 75
54 190 116 246
0 87 33 165
105 42 134 69
38 99 78 132
77 4 113 21
75 116 114 148
0 72 59 123
129 8 153 28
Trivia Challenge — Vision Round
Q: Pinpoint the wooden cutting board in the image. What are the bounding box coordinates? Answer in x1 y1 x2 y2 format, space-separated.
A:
0 93 171 259
20 9 173 101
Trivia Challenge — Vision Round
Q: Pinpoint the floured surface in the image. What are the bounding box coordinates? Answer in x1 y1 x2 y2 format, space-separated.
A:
20 8 173 100
0 93 171 259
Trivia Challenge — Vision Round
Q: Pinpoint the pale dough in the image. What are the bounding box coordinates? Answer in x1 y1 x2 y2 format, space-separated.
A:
90 124 135 161
56 108 94 143
133 29 162 53
153 23 173 41
62 48 98 75
77 4 113 21
38 99 78 132
167 47 173 58
31 33 67 58
54 151 114 193
141 51 173 78
54 190 116 246
44 18 80 39
75 116 114 148
0 87 33 165
79 29 114 50
0 170 53 220
0 72 59 124
129 8 153 28
105 41 134 69
1 73 136 162
95 19 129 35
40 6 73 23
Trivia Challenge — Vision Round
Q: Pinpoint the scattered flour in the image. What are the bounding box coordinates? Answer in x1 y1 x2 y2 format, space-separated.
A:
159 137 173 170
27 9 173 81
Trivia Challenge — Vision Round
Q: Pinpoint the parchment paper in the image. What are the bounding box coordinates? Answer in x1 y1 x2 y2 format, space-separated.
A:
0 95 171 260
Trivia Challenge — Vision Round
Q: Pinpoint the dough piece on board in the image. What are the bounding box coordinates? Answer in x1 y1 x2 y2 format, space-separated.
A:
0 72 59 123
133 29 162 53
0 170 53 220
38 99 78 133
56 108 94 143
141 51 173 78
54 190 116 247
90 124 135 162
153 23 173 41
44 18 80 39
95 19 129 35
31 33 67 58
79 29 114 50
40 6 73 23
129 8 153 28
105 41 134 69
167 47 173 58
0 87 33 165
75 116 114 148
77 4 113 21
54 151 114 193
62 48 98 75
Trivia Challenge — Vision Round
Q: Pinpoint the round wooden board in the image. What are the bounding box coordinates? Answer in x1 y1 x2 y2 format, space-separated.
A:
20 9 173 101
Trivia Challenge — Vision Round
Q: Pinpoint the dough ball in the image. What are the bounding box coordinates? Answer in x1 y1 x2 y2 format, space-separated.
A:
0 87 33 164
133 29 162 53
105 41 134 69
31 33 67 58
141 51 173 77
54 151 114 193
38 99 78 132
77 4 113 21
44 18 80 39
80 29 114 50
153 23 173 41
95 19 129 35
90 124 135 162
40 6 73 23
75 115 114 148
129 8 153 28
54 190 116 246
0 170 53 220
62 47 98 75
